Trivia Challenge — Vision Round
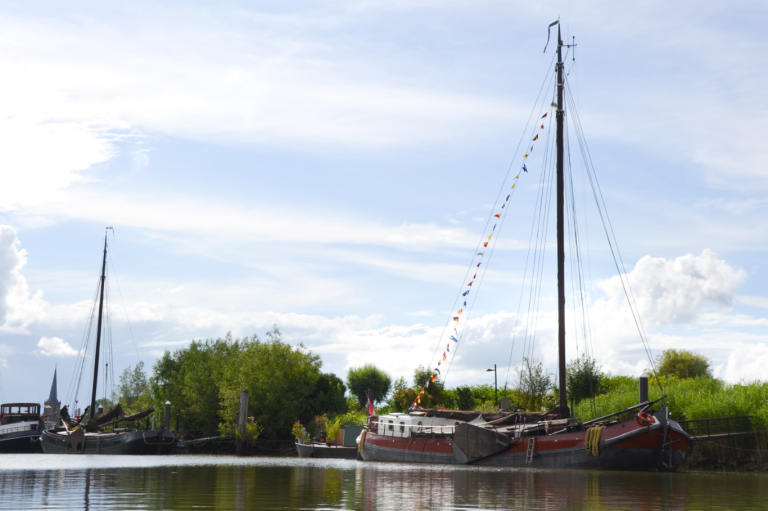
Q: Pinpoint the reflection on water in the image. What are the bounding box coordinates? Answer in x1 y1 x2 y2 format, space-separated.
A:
0 454 766 510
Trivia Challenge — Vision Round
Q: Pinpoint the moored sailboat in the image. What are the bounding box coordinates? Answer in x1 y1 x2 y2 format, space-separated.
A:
359 21 690 471
40 231 176 455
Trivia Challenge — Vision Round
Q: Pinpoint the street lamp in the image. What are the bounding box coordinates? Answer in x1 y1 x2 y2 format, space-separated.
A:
486 364 498 408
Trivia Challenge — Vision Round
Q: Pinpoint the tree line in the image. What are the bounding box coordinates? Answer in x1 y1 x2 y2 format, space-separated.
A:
114 328 750 439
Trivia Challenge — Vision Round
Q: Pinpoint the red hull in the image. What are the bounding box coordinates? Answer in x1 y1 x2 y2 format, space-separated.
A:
361 418 689 471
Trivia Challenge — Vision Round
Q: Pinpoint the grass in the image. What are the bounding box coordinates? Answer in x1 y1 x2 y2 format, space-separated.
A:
575 376 768 431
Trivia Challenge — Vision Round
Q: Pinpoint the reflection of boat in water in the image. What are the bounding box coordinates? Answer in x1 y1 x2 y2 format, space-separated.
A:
360 21 690 471
295 440 358 459
41 230 176 455
0 403 43 453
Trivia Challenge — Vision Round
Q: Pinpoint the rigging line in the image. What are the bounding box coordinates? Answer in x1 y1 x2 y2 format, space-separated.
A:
523 107 557 364
444 66 559 386
108 252 142 363
426 60 557 382
565 84 662 390
66 275 101 408
519 125 553 366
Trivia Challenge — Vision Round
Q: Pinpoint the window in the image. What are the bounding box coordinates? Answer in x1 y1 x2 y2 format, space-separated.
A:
388 420 394 431
416 421 423 433
399 422 405 433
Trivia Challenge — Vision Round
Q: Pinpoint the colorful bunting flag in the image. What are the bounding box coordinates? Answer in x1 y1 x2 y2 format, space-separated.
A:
453 316 460 321
463 290 470 296
523 164 528 173
483 242 488 247
533 134 538 141
417 395 421 403
431 374 435 382
467 281 473 286
511 184 515 189
541 112 548 119
442 352 447 361
541 124 544 129
501 204 505 209
450 336 459 342
524 154 529 158
506 195 510 200
551 101 558 108
493 224 496 231
463 301 466 306
477 252 485 257
457 308 463 314
494 213 501 218
477 262 481 267
488 234 492 241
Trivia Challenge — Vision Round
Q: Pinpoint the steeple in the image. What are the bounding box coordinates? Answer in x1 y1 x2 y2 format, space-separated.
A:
46 367 58 403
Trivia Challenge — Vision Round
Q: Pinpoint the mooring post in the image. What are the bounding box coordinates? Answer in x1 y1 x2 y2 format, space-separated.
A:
164 401 171 430
639 374 649 404
236 390 249 457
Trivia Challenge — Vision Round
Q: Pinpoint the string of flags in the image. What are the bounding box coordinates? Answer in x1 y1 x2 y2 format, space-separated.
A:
411 97 555 408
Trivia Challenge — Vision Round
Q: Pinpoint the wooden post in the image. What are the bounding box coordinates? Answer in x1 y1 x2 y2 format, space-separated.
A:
236 390 249 457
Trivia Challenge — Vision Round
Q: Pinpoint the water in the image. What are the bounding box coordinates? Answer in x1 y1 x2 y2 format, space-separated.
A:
0 455 765 510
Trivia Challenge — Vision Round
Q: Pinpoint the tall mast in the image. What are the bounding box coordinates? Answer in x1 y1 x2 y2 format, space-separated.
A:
555 25 568 416
89 234 108 420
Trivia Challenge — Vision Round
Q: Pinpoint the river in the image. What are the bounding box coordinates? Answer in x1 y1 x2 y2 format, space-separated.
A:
0 454 765 510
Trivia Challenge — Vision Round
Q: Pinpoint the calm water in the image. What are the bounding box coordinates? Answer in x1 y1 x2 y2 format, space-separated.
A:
0 455 766 510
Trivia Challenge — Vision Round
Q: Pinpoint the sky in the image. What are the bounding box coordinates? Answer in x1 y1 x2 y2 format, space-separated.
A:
0 0 767 406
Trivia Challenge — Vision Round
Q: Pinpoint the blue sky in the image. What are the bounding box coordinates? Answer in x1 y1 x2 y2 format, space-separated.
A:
0 1 766 406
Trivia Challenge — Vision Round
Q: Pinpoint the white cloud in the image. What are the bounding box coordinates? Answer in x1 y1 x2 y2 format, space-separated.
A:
0 225 45 330
723 343 768 382
598 250 745 327
35 336 78 357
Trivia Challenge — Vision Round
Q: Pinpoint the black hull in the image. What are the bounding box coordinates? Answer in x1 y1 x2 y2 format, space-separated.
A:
40 429 177 455
295 441 358 459
0 430 43 454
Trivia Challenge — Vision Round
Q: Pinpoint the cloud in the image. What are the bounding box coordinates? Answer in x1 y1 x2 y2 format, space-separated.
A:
0 225 45 330
36 336 78 357
723 343 768 382
598 249 746 327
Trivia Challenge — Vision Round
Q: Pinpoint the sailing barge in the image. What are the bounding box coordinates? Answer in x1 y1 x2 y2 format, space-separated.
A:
360 22 690 471
40 231 176 455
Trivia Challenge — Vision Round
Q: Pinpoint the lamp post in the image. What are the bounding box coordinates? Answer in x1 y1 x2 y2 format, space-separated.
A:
486 364 498 407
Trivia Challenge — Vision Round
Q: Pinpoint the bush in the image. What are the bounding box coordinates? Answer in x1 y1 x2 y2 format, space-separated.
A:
654 349 712 379
346 364 392 407
566 355 605 403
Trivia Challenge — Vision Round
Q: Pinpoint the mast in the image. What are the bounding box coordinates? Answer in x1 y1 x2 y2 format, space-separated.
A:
89 234 108 420
555 25 568 416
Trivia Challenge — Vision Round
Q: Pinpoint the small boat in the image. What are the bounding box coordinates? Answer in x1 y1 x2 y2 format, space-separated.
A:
0 403 43 453
40 231 177 455
295 440 358 459
359 21 691 471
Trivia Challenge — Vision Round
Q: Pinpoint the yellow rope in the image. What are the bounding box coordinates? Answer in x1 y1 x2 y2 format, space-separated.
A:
585 426 605 456
358 430 367 452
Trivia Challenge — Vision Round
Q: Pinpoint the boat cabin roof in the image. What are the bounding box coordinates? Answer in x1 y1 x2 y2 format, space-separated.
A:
1 403 40 416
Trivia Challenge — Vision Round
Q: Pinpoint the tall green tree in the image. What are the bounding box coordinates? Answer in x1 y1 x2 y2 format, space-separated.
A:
654 349 712 379
117 361 149 411
346 364 392 407
218 326 346 438
515 358 553 411
566 355 604 404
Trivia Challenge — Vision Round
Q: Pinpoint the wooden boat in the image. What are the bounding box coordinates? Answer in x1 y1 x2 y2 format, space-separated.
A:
360 21 691 471
295 440 358 459
40 231 177 455
0 403 43 453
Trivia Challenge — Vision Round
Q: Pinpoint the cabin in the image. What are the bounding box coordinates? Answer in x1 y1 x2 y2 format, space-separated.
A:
0 403 40 425
375 412 461 438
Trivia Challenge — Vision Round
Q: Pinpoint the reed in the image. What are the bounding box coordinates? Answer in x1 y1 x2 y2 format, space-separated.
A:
575 376 768 431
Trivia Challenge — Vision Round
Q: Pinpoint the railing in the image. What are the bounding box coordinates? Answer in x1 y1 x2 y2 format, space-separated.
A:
0 423 37 435
677 416 753 439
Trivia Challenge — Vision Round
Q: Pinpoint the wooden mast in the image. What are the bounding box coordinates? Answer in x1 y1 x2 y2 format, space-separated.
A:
89 233 108 420
555 25 568 416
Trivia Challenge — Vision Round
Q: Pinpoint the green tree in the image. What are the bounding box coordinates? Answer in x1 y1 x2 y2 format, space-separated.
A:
117 361 149 410
654 349 712 379
515 358 553 411
455 386 475 410
412 365 443 407
346 364 392 407
218 326 342 438
566 355 604 404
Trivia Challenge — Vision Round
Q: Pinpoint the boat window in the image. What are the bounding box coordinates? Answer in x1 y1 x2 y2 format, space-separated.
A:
20 407 28 414
388 420 393 431
399 422 405 433
455 422 460 429
416 421 423 433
